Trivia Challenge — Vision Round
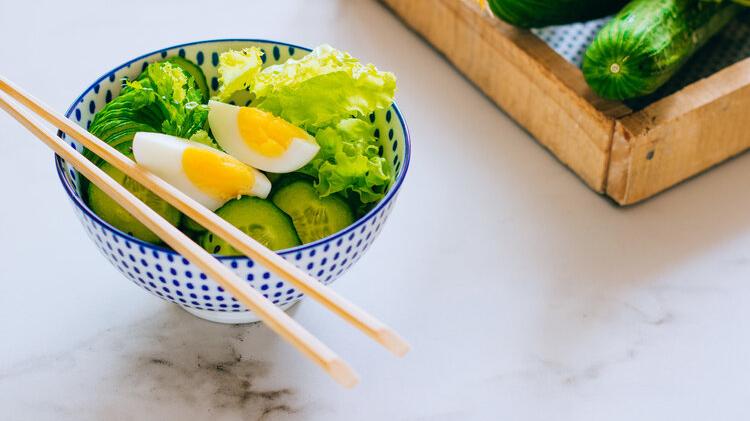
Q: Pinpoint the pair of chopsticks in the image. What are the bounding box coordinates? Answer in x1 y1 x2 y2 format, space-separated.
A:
0 75 409 388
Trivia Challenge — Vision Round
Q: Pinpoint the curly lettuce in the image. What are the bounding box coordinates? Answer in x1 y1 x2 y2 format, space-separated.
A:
93 62 207 137
188 129 220 149
252 45 396 131
87 61 208 164
211 45 397 209
213 44 396 132
300 118 392 205
214 47 264 102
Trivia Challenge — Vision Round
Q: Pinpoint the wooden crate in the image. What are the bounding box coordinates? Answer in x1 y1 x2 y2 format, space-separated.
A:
381 0 750 205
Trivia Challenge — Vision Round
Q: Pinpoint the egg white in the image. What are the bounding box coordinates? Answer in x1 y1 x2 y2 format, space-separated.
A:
208 100 320 173
132 132 270 211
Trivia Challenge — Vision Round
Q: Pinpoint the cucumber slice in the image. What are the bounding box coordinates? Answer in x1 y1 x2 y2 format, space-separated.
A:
87 162 180 244
269 172 314 196
200 197 301 255
271 180 354 244
180 214 206 234
165 56 210 102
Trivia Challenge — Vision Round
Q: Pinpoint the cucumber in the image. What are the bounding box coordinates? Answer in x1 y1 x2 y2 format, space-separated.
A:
200 197 301 255
487 0 627 28
165 56 210 102
271 180 354 244
87 162 180 244
582 0 741 100
269 172 315 196
180 214 206 234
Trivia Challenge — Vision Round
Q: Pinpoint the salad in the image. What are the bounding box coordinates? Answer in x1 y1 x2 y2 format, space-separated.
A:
84 44 397 254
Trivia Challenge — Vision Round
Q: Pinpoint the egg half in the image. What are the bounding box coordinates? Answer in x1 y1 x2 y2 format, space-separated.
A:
208 100 320 173
132 132 271 211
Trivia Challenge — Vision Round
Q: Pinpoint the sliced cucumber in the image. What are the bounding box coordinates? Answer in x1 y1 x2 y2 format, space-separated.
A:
87 162 180 244
269 172 314 196
85 125 155 166
271 180 354 244
180 214 206 234
165 56 210 102
200 197 301 255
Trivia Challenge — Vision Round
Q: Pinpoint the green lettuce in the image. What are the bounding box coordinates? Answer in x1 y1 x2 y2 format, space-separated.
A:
210 45 397 209
214 47 264 102
252 45 396 131
213 44 397 131
87 61 208 164
127 62 208 138
300 118 392 205
188 129 220 149
91 61 208 140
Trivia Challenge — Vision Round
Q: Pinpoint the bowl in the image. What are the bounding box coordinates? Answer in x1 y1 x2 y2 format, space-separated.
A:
55 39 410 324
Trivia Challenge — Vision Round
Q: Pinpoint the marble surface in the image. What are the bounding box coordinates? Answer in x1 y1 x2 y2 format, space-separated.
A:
2 1 750 420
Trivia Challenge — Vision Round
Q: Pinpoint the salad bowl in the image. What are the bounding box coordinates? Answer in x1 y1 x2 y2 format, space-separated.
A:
55 39 410 324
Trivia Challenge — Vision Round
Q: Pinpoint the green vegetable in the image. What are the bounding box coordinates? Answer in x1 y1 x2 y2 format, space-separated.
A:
213 48 264 102
702 0 750 6
165 56 210 102
272 179 354 244
214 44 396 132
211 45 397 213
299 118 392 206
253 45 396 131
88 61 208 162
582 0 741 100
129 62 209 138
179 214 206 234
487 0 627 28
87 161 180 244
199 197 301 254
188 129 220 149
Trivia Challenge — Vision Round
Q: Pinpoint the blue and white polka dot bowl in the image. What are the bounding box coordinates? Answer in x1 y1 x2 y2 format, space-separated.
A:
54 39 410 324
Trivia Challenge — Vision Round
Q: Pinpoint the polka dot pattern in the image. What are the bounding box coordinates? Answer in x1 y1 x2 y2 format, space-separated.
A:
54 39 410 318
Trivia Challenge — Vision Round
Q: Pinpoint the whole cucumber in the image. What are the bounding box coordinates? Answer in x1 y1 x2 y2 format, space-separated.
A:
582 0 741 100
486 0 628 28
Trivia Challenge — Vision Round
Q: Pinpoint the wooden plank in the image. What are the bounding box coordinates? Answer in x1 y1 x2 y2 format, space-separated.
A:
381 0 629 192
383 0 750 205
607 58 750 204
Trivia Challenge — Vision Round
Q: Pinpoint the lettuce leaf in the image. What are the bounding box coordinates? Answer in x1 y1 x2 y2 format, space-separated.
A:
252 45 396 131
87 61 208 166
189 129 220 149
300 118 392 204
124 62 208 139
214 47 264 102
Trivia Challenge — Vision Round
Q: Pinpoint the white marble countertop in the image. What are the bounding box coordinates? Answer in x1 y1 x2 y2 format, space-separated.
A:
3 1 750 420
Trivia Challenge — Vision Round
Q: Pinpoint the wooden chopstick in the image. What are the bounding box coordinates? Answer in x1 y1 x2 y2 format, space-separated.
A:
0 75 410 358
0 90 359 388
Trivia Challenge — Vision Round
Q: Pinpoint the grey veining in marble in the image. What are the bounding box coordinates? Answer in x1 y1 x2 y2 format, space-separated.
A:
3 0 750 420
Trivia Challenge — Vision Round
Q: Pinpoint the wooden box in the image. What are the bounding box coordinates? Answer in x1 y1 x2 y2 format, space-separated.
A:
381 0 750 205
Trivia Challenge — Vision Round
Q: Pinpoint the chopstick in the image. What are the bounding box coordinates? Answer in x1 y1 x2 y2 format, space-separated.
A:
0 75 409 358
0 90 359 388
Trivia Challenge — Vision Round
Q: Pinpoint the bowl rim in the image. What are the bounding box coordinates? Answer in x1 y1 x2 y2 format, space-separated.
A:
54 38 411 260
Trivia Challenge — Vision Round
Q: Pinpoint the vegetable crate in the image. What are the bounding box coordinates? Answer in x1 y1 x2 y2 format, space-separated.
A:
381 0 750 205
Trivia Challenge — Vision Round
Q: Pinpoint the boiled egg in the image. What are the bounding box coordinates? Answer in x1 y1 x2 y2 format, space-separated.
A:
132 132 271 211
208 100 319 173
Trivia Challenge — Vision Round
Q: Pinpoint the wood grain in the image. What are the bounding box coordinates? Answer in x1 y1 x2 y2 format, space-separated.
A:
607 58 750 204
382 0 750 205
381 0 629 192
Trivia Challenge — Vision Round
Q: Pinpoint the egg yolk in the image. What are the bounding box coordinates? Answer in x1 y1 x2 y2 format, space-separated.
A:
237 107 312 157
182 147 255 201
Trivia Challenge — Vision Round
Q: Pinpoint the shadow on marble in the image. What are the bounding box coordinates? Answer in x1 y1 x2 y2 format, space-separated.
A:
0 305 305 420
